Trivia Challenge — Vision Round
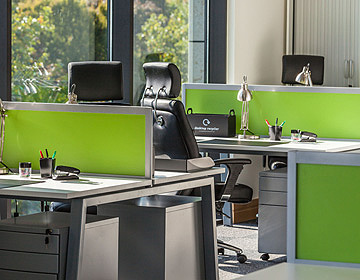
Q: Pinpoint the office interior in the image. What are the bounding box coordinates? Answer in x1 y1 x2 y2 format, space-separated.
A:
0 0 360 279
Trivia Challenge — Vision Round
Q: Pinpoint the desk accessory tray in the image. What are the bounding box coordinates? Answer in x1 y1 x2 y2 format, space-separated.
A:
155 157 215 172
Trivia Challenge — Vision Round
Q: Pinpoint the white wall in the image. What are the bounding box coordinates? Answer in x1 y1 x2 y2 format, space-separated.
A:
227 0 287 198
227 0 287 85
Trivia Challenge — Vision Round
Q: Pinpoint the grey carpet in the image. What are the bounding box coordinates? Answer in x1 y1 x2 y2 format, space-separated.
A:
217 220 286 279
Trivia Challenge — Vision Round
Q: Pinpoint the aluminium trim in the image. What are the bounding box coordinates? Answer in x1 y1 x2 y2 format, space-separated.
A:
4 102 154 179
288 150 360 265
182 83 360 96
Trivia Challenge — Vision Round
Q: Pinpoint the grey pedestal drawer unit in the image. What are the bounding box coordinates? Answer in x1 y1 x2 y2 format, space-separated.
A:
0 212 118 280
98 195 205 280
258 168 287 255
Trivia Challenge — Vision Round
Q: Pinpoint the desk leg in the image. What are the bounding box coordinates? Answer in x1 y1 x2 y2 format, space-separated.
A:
66 199 87 280
201 179 219 280
0 199 10 220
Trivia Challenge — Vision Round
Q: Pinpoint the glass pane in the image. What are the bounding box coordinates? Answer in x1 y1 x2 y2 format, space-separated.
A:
11 200 41 216
133 0 206 104
11 0 108 103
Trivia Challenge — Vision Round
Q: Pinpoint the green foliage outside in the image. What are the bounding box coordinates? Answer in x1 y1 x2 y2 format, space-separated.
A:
12 0 189 105
133 0 189 104
12 0 107 103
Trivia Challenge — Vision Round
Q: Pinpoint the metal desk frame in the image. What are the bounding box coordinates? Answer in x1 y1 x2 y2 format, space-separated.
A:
0 168 222 280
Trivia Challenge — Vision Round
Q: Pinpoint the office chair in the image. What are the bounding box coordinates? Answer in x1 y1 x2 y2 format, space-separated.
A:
67 61 125 104
52 61 125 214
281 55 325 85
141 62 253 263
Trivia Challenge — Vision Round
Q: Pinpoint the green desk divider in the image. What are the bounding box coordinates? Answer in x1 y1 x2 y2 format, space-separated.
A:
2 103 152 177
296 163 360 264
185 85 360 139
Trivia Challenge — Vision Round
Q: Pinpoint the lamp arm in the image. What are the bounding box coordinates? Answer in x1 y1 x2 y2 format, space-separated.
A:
241 101 249 131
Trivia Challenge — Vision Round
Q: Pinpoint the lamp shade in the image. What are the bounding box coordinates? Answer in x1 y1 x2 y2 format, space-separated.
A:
295 63 313 86
237 76 252 101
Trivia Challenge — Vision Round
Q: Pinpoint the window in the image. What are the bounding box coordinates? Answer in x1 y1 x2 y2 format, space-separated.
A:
11 0 108 103
132 0 207 104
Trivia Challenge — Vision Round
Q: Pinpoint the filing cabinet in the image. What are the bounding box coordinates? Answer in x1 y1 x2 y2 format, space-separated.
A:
0 212 118 280
98 195 205 280
258 168 287 255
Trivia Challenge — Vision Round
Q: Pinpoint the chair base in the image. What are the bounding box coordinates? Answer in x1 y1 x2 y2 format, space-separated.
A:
217 239 247 263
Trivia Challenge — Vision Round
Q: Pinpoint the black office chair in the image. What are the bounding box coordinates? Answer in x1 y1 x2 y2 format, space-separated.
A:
141 62 253 263
67 61 125 104
281 55 325 85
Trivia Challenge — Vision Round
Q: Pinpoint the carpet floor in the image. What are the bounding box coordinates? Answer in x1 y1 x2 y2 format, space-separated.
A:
217 220 286 279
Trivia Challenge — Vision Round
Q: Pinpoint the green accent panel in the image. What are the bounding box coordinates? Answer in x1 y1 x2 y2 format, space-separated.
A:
3 110 146 176
186 89 360 139
186 89 242 132
296 164 360 263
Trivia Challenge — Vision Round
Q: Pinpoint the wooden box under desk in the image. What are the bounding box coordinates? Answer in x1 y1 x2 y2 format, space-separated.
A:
232 198 259 224
0 212 118 280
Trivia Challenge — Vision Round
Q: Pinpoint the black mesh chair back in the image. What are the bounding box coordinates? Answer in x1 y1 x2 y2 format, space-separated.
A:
68 61 123 102
282 55 325 85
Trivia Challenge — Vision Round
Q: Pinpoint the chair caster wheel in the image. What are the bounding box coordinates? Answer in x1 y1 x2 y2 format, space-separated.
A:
261 253 270 261
218 248 225 255
237 253 247 263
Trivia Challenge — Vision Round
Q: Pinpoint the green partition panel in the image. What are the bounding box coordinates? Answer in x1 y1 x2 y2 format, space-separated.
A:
185 88 360 139
2 104 151 177
296 163 360 263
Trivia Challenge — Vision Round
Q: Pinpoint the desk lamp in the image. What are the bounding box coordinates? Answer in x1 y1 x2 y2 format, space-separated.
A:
295 63 313 86
237 76 257 139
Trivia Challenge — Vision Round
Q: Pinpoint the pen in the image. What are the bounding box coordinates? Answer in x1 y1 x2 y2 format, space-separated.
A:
265 119 271 127
280 121 286 127
40 150 44 159
275 118 278 126
51 151 56 159
45 149 49 158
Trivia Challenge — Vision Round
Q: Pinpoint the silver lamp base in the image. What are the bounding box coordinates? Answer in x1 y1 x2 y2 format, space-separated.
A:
238 130 260 140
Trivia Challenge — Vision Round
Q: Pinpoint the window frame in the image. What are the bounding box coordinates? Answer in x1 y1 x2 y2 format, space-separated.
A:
0 0 11 101
1 0 226 104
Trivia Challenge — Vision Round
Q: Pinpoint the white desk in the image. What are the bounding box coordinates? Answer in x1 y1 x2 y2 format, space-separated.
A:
196 137 360 156
0 168 223 280
236 263 360 280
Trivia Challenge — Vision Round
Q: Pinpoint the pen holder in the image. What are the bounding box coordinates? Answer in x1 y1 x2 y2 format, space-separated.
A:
40 158 56 178
269 126 282 141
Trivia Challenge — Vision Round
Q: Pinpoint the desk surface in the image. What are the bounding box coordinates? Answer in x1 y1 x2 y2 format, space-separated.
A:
237 263 360 280
197 137 360 154
0 168 223 200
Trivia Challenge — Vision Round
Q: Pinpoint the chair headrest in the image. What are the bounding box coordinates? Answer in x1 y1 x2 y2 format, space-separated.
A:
68 61 123 101
143 62 181 98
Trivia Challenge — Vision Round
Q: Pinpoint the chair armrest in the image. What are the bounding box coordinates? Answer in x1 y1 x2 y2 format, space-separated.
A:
214 158 252 166
214 157 252 204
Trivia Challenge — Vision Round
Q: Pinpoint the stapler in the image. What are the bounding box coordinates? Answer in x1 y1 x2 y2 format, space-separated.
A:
299 131 317 142
53 165 80 180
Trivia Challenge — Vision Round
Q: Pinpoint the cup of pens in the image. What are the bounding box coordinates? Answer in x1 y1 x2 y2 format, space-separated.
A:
40 149 56 178
266 119 285 141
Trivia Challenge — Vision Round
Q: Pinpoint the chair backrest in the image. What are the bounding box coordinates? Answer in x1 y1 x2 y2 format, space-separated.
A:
141 62 200 159
282 55 325 85
68 61 123 101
